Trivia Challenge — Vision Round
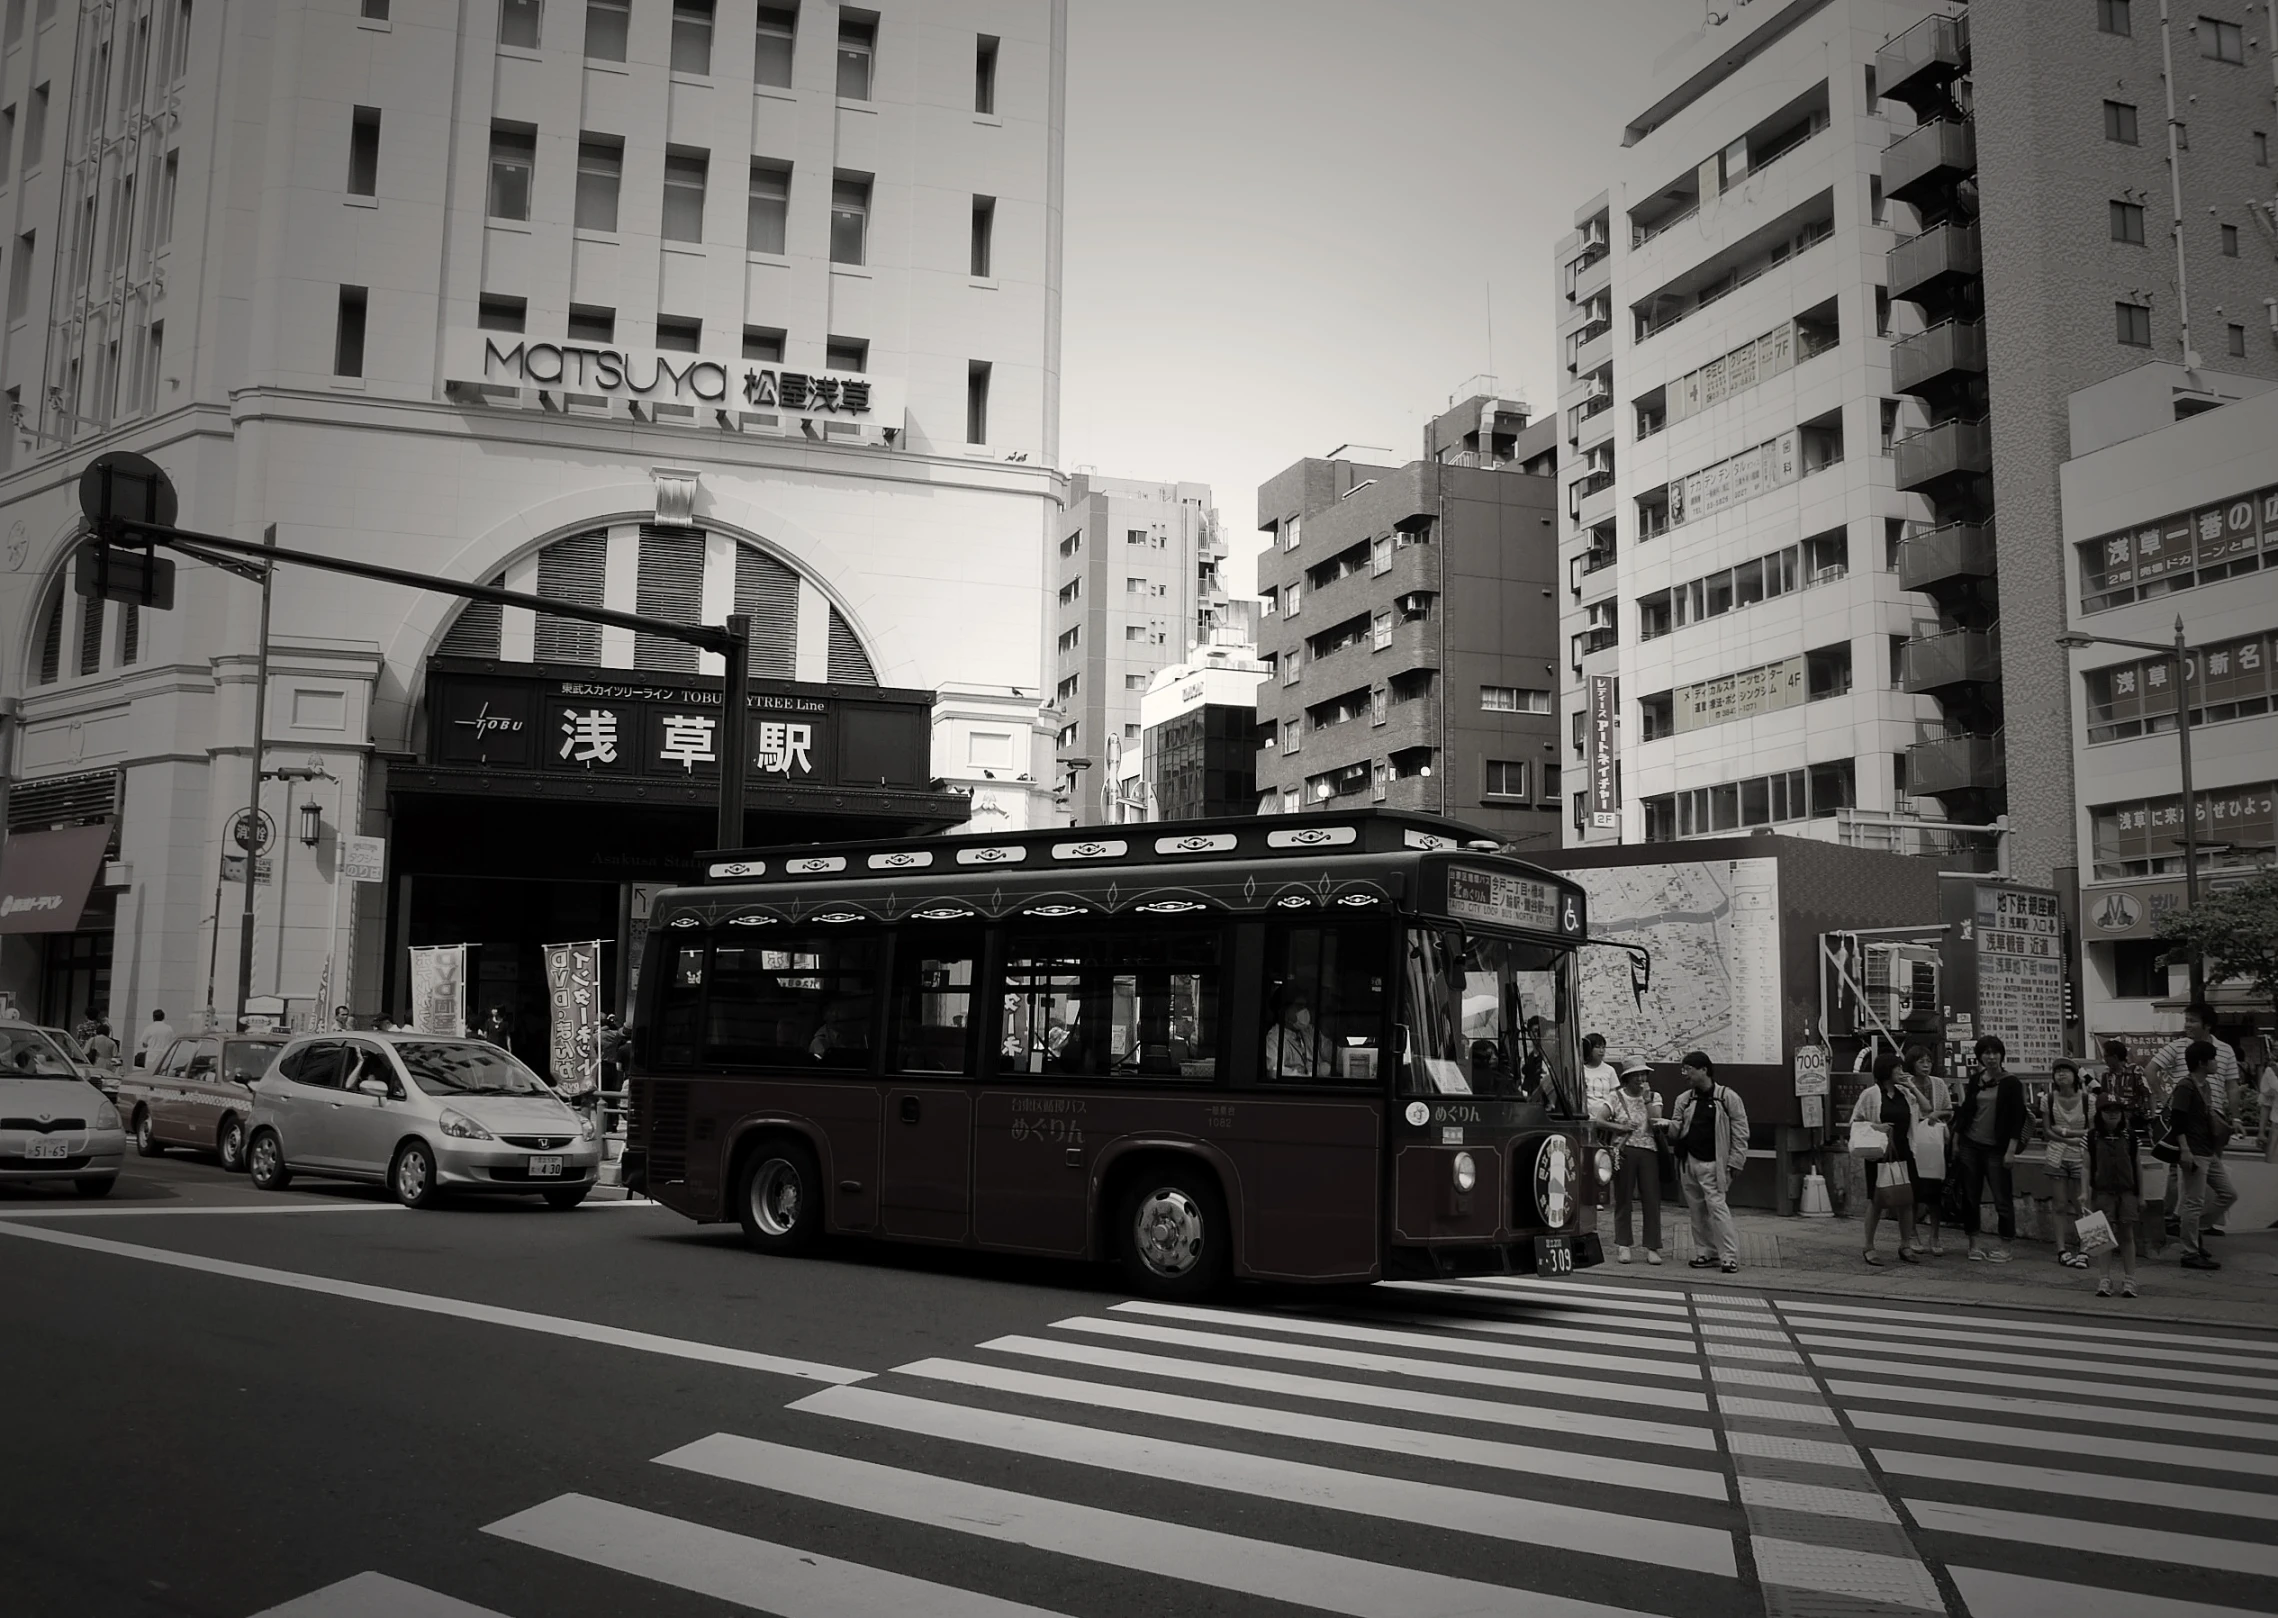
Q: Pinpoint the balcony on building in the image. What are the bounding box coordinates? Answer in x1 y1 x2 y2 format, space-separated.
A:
1883 116 1975 210
1897 520 1996 595
1890 319 1986 396
1887 222 1981 304
1906 731 2004 797
1631 191 1836 346
1900 626 2000 696
1893 415 1991 495
1875 13 1970 117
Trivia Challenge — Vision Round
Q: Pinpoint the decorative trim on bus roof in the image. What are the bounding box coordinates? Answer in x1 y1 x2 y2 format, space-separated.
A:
785 855 847 875
1267 826 1357 849
649 874 1397 932
867 850 934 871
1052 838 1129 861
708 859 767 879
1402 830 1456 852
1155 832 1236 856
955 845 1027 866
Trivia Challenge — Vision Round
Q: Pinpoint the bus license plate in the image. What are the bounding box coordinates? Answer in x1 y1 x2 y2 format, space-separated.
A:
530 1155 563 1178
1535 1234 1574 1277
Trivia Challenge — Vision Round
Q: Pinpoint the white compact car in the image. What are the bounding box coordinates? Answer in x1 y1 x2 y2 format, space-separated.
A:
245 1032 599 1208
0 1023 127 1197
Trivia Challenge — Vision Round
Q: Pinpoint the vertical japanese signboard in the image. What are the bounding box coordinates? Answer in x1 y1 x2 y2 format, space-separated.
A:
1587 675 1619 830
544 940 604 1096
1939 878 2064 1073
408 945 467 1036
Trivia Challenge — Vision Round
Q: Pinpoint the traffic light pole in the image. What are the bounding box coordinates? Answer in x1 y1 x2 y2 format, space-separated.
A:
232 527 276 1031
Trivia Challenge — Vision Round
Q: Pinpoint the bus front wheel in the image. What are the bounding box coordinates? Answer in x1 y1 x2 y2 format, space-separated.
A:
736 1138 824 1255
1115 1163 1228 1300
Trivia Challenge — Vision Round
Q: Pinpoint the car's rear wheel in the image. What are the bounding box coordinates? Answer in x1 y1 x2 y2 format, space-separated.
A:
132 1109 164 1156
74 1175 115 1198
391 1140 441 1209
1114 1162 1230 1300
542 1186 590 1211
216 1114 247 1173
735 1138 823 1254
247 1128 292 1191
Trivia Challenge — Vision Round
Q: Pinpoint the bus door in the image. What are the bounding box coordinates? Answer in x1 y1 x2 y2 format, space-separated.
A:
879 928 984 1242
972 938 1091 1254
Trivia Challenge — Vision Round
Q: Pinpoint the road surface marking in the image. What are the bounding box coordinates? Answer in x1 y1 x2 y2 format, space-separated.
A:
1948 1565 2277 1618
889 1354 1730 1499
247 1572 513 1617
1382 1288 1705 1336
1809 1348 2278 1415
486 1493 1072 1617
1827 1378 2278 1444
656 1431 1679 1618
1417 1276 1695 1315
791 1382 1739 1575
980 1332 1719 1451
1109 1299 1703 1378
1908 1496 2278 1579
1736 1476 1901 1522
1873 1447 2278 1524
1369 1307 1707 1355
1841 1407 2278 1477
0 1219 867 1384
1048 1314 1711 1408
1777 1298 2278 1362
0 1202 408 1219
1794 1321 2278 1379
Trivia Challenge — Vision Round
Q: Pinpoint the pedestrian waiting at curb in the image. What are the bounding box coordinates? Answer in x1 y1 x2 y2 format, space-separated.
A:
1668 1051 1749 1274
1898 1042 1951 1257
1590 1057 1665 1266
1581 1033 1619 1114
1949 1034 2029 1263
1851 1051 1921 1267
2149 1003 2239 1241
2166 1040 2239 1271
2084 1085 2141 1299
2043 1058 2091 1268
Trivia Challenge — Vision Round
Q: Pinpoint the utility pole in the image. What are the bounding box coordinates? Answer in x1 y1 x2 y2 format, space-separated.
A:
718 613 752 849
2174 614 2203 1001
233 526 276 1031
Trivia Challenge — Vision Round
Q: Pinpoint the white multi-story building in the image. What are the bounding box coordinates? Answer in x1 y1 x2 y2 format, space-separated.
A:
0 0 1066 1038
1552 0 1946 851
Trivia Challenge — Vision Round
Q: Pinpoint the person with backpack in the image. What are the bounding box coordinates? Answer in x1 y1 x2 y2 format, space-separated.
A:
2084 1086 2141 1298
1949 1034 2029 1263
2167 1040 2237 1270
2148 1003 2240 1238
1666 1050 1749 1274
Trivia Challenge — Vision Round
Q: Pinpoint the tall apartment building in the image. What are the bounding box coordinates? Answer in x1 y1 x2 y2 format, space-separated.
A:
1050 472 1229 823
0 0 1066 1034
1554 0 1945 854
1252 390 1565 844
1895 0 2278 888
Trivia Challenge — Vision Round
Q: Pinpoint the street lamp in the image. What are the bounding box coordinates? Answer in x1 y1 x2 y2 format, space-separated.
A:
298 799 322 848
2055 613 2203 998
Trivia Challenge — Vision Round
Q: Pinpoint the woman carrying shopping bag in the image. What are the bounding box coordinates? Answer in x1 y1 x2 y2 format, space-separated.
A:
1898 1043 1951 1256
1850 1051 1921 1266
1589 1057 1666 1265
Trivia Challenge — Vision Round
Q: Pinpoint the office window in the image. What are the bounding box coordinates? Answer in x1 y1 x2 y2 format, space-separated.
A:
2229 322 2248 357
2 1 17 46
567 303 614 342
0 107 14 180
2098 0 2130 34
2256 131 2270 166
655 315 700 352
2202 16 2244 61
2116 300 2152 346
156 152 177 246
477 294 526 332
2103 100 2137 144
583 0 627 61
140 321 162 413
671 0 713 74
363 0 389 16
970 194 994 277
837 12 875 99
661 149 707 242
829 172 870 264
754 4 796 86
975 34 998 113
25 84 46 173
575 136 621 232
2109 200 2144 244
966 362 990 444
487 124 534 221
743 325 785 362
1806 642 1853 700
333 285 367 377
825 336 866 373
1480 686 1551 713
746 159 789 253
2221 223 2239 256
7 231 31 321
1483 760 1529 799
1125 673 1148 691
347 106 380 196
497 0 540 49
165 2 191 78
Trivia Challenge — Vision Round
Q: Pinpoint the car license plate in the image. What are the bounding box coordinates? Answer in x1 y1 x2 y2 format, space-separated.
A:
1534 1234 1575 1277
25 1137 70 1160
531 1155 563 1178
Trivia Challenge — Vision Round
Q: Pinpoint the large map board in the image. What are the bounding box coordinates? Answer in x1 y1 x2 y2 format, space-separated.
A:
1568 859 1783 1066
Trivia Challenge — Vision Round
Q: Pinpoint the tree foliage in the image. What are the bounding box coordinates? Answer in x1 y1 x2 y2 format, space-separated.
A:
2156 868 2278 1017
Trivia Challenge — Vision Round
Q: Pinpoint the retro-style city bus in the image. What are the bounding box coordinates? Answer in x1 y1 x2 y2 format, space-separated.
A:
626 809 1613 1297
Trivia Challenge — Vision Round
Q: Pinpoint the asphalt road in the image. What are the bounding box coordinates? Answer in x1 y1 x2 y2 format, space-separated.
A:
6 1154 2275 1618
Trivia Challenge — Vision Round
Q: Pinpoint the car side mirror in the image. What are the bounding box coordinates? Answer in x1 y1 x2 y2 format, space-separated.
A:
354 1076 391 1098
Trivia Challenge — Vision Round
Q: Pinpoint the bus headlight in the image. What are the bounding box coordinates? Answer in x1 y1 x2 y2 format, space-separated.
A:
1452 1151 1477 1193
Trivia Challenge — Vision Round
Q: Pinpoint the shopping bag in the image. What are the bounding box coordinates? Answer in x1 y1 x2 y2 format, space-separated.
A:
1848 1120 1886 1156
1910 1120 1947 1169
1875 1160 1912 1190
2138 1158 2168 1201
2075 1209 2117 1254
1873 1160 1913 1208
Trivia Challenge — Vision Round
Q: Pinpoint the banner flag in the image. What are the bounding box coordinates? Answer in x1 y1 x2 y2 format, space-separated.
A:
544 940 605 1095
408 945 467 1036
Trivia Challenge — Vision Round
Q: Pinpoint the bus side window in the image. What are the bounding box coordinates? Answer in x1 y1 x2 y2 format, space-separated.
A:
1000 923 1224 1082
1001 940 1084 1076
893 928 982 1075
656 944 706 1066
705 932 880 1070
1261 921 1389 1084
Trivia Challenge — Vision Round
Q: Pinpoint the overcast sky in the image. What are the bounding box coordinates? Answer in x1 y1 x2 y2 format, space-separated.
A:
1058 0 1704 594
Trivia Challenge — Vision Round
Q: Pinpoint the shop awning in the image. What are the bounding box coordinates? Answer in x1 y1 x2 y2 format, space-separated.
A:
0 822 113 934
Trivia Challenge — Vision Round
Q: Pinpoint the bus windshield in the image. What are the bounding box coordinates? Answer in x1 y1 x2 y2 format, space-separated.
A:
1398 927 1577 1110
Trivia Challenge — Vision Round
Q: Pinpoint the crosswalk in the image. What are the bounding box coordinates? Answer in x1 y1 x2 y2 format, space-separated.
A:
250 1274 2278 1618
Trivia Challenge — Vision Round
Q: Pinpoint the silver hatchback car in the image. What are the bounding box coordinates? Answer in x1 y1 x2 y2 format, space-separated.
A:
245 1033 599 1208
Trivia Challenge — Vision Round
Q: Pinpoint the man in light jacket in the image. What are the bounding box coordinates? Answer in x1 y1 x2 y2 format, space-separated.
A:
1666 1050 1749 1273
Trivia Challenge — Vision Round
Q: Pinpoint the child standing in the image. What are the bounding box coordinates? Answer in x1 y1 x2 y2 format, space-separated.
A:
2045 1058 2090 1268
2084 1088 2141 1298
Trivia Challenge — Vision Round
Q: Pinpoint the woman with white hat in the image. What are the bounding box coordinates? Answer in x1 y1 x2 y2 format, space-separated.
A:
1590 1057 1666 1265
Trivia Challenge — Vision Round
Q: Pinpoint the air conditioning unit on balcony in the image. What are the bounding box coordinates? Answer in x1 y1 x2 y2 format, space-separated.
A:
1815 564 1848 584
1581 218 1608 251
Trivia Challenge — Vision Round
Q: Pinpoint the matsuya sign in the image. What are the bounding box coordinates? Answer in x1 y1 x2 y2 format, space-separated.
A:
446 331 906 427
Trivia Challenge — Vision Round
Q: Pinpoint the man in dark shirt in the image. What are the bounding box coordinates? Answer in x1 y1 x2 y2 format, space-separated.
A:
1665 1051 1749 1273
1948 1034 2029 1262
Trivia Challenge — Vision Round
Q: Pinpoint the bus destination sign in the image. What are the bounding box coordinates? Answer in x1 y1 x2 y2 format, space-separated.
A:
1445 866 1562 933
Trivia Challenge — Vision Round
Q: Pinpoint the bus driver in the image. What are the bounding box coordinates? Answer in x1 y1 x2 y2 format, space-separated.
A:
1264 982 1330 1079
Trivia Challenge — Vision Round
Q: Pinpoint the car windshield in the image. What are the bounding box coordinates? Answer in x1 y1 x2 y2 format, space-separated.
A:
393 1041 551 1097
44 1028 91 1062
0 1027 85 1077
1397 928 1579 1111
225 1042 284 1082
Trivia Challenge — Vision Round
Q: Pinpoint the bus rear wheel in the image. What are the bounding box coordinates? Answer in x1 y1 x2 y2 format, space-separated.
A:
736 1138 823 1255
1115 1163 1228 1300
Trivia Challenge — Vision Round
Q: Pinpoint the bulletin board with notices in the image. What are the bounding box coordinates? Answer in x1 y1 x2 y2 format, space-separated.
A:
1939 878 2065 1073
